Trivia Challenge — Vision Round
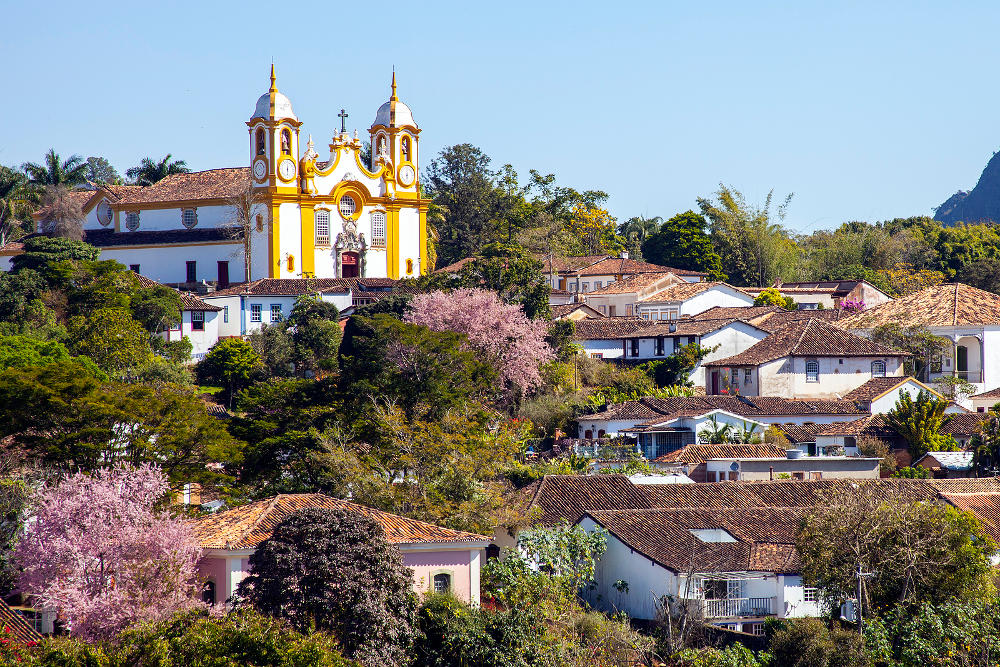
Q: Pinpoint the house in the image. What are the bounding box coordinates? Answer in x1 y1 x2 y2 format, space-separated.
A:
703 319 907 398
577 396 868 439
549 288 575 306
841 376 943 414
583 279 754 319
914 451 976 478
577 507 819 631
841 283 1000 400
581 272 682 317
746 280 892 310
814 411 983 458
551 303 604 321
540 254 706 296
652 443 788 481
133 274 222 360
622 410 770 459
702 454 880 482
193 494 490 606
971 387 1000 413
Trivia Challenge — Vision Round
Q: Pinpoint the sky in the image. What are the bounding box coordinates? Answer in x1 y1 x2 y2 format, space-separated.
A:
3 0 1000 234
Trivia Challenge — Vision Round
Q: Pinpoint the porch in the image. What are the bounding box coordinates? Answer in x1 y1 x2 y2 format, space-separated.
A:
700 596 776 619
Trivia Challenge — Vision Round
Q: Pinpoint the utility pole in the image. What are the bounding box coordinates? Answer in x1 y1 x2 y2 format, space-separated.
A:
855 563 875 636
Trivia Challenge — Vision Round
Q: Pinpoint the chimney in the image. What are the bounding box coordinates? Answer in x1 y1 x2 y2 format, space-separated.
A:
620 251 629 259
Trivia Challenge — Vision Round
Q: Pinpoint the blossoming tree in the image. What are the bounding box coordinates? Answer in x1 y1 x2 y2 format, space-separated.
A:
406 288 555 395
14 464 202 640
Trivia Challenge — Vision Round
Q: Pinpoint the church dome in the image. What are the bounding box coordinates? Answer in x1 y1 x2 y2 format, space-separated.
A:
371 73 417 129
251 66 298 122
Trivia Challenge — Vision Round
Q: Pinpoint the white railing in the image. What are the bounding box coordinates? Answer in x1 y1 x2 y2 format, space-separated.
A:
702 596 775 618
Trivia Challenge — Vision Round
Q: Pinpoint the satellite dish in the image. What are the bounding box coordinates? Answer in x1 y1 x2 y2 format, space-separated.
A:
730 462 740 472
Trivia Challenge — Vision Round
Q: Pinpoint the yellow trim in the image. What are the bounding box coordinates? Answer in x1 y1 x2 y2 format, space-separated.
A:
314 149 341 177
387 207 400 279
270 203 281 278
300 206 315 277
329 183 368 222
419 208 427 274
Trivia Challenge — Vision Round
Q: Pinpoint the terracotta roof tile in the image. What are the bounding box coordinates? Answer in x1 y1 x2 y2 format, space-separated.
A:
940 412 988 438
0 600 42 644
638 281 752 303
209 278 397 297
974 387 1000 399
34 189 97 219
193 494 487 549
704 319 905 367
842 377 934 402
584 396 866 423
586 272 680 295
841 283 1000 328
776 422 839 443
653 443 787 465
692 305 784 322
132 273 222 311
114 168 250 205
524 475 652 525
551 303 603 319
571 317 649 340
936 492 1000 542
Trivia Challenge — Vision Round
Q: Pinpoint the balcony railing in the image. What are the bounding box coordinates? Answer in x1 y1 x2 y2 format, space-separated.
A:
957 370 983 383
701 597 775 618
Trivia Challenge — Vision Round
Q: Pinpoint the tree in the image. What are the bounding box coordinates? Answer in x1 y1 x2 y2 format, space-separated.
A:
84 156 120 185
456 242 551 319
197 338 262 405
766 618 868 667
886 390 956 459
286 294 341 376
37 185 85 240
235 507 417 665
640 211 726 280
869 323 949 381
14 464 203 640
0 165 35 245
753 286 796 310
21 149 87 187
970 411 1000 476
0 480 28 597
68 307 152 378
879 262 945 297
406 288 554 397
115 608 359 667
126 154 190 186
224 171 264 282
566 203 624 256
698 184 796 287
640 342 716 387
618 215 661 260
8 235 99 274
797 484 995 615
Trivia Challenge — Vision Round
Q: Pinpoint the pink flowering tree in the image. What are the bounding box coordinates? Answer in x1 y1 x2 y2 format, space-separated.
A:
406 288 555 395
14 464 203 640
840 297 866 313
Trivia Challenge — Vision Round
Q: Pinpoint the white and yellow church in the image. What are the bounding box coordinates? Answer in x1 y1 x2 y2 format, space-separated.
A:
15 67 428 285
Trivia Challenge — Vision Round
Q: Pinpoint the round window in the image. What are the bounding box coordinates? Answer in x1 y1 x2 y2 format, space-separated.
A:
339 195 356 218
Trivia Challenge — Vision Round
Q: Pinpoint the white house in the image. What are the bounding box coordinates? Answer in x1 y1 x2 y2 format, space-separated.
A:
577 508 822 632
841 283 1000 403
746 280 892 311
840 376 944 414
540 254 706 298
633 282 756 320
133 273 222 361
620 409 770 459
703 319 907 398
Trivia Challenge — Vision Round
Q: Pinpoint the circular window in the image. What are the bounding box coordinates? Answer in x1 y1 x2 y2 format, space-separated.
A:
97 201 113 226
339 195 356 218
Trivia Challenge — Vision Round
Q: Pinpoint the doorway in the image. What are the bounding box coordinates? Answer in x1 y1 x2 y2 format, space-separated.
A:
341 251 359 278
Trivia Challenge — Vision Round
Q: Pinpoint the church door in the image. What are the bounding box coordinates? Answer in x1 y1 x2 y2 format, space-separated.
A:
341 252 360 278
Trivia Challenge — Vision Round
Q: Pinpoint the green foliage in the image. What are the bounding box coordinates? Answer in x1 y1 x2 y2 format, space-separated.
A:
971 413 1000 476
640 343 717 387
0 479 28 595
9 236 100 274
766 617 868 667
891 466 930 479
286 294 341 375
869 324 950 382
68 308 152 378
640 210 726 280
0 334 87 372
235 507 417 665
673 643 766 667
753 287 796 310
460 242 551 319
886 390 955 459
866 599 1000 667
197 338 263 404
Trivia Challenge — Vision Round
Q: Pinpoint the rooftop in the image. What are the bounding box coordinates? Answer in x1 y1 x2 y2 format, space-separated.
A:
637 281 752 303
840 283 1000 328
111 168 251 205
585 396 867 423
842 376 939 402
654 443 788 466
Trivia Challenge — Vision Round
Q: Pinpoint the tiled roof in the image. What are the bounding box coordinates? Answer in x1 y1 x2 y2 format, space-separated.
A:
842 377 936 402
841 283 1000 328
917 451 974 470
776 422 839 443
584 508 803 574
775 280 878 295
83 228 237 247
938 491 1000 542
209 278 395 297
638 281 752 303
100 184 145 202
34 189 97 219
132 273 222 311
750 309 847 332
193 494 487 550
0 241 24 255
551 303 603 319
816 414 896 437
0 600 42 644
940 412 988 438
704 319 906 367
974 387 1000 400
113 168 250 205
585 396 867 423
540 255 706 277
571 317 649 340
586 272 679 295
692 305 784 322
572 316 755 341
653 444 787 465
433 257 476 273
522 475 652 526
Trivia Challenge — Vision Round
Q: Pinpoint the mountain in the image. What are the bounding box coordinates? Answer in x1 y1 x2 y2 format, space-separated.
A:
935 151 1000 224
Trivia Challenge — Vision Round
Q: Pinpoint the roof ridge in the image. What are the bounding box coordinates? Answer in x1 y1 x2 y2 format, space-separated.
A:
953 283 960 326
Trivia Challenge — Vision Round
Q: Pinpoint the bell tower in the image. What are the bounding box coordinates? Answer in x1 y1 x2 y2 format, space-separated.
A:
370 71 420 195
247 65 302 194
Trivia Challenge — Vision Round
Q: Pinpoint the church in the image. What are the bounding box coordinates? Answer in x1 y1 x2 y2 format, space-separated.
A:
22 67 428 285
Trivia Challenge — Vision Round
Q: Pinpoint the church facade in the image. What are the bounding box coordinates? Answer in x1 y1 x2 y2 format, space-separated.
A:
25 67 428 285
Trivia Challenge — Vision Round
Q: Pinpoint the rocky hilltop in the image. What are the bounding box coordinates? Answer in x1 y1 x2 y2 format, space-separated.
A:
936 151 1000 224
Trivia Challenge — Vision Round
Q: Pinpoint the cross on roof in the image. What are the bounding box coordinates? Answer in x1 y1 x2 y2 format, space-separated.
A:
338 109 348 133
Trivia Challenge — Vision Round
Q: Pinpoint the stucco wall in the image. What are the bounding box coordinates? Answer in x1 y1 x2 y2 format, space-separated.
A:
163 310 221 360
99 243 245 285
404 548 481 605
753 356 904 399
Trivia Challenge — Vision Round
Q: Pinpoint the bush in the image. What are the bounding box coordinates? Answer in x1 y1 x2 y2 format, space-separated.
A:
767 617 867 667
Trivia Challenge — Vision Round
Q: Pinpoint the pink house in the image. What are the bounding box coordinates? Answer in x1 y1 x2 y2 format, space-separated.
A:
192 494 490 606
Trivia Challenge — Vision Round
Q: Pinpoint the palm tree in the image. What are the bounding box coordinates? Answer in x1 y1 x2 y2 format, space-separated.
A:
21 149 88 188
698 415 733 444
126 154 190 186
618 215 661 259
0 166 36 245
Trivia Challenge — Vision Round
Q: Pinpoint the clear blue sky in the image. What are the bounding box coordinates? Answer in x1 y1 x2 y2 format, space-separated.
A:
3 0 999 233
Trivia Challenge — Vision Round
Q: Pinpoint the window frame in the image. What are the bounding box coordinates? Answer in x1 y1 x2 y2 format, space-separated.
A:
432 572 453 594
338 194 357 219
250 304 262 323
125 211 140 231
181 208 198 229
270 304 283 323
370 210 387 247
315 209 331 245
185 261 197 283
871 360 886 377
805 359 820 383
803 587 818 603
223 306 229 323
191 310 205 331
744 368 752 383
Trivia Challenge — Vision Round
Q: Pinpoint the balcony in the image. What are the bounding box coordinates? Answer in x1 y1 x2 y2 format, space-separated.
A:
701 596 775 619
957 370 983 383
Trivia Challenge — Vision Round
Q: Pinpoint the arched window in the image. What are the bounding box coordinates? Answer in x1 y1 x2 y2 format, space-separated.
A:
433 573 452 594
315 210 330 245
202 581 216 605
406 258 414 274
339 195 356 218
805 359 820 383
256 129 266 156
287 255 295 272
871 360 886 377
281 129 291 155
401 136 410 162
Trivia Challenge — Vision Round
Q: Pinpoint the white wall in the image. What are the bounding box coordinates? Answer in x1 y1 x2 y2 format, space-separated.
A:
122 205 232 232
163 309 221 360
99 243 245 285
680 287 754 316
693 323 769 387
749 356 904 399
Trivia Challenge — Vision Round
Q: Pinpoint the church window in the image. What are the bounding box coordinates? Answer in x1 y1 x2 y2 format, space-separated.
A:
281 129 291 155
406 258 414 275
182 208 198 229
126 212 140 231
250 304 262 323
270 304 283 322
338 195 356 218
256 214 264 233
191 311 205 331
186 261 197 283
401 136 411 162
371 211 386 247
256 129 266 156
315 210 331 245
287 255 295 272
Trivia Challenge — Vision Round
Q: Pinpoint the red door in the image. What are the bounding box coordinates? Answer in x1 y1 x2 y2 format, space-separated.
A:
711 371 720 395
342 252 359 278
